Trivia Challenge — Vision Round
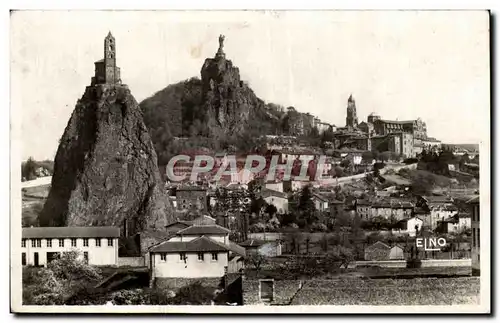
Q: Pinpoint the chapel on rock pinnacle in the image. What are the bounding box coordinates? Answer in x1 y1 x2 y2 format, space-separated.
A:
91 32 122 86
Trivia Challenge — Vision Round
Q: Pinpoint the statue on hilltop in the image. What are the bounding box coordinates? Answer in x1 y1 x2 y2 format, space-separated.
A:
216 34 226 59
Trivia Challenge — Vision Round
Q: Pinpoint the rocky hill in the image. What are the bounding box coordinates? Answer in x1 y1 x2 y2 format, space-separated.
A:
140 36 306 166
40 84 174 234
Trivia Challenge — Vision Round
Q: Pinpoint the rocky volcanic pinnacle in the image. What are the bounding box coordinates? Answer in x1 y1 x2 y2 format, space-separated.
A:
39 84 174 234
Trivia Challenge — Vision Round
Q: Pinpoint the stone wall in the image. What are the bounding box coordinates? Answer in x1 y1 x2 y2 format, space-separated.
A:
117 256 145 267
154 277 223 290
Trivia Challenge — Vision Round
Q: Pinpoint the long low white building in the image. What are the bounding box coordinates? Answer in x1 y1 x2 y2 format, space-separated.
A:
21 226 120 267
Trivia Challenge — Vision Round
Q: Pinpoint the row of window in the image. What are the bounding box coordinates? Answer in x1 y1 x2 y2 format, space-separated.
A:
22 238 114 248
159 252 218 262
21 251 89 266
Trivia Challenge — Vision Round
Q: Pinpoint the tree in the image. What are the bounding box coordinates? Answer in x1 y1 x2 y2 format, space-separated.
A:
297 185 316 226
23 250 102 305
22 157 38 181
265 203 278 217
245 253 268 272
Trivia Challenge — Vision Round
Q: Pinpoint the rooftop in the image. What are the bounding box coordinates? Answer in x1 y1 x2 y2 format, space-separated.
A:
150 236 228 253
466 195 480 204
176 224 231 236
22 226 120 239
260 188 288 199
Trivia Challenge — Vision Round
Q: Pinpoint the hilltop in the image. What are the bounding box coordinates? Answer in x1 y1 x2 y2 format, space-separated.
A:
139 36 320 166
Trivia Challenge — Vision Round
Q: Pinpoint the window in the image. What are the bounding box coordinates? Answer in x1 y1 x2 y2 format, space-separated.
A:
197 252 204 261
31 239 36 248
83 238 89 247
180 253 186 261
71 238 77 247
160 253 167 261
259 279 274 302
107 238 113 247
211 252 218 261
21 239 26 248
83 252 89 264
478 228 480 248
21 253 26 266
36 239 41 248
95 238 101 247
47 239 52 248
59 239 64 247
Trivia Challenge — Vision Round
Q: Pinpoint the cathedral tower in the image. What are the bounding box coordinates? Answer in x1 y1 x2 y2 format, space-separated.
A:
346 94 358 129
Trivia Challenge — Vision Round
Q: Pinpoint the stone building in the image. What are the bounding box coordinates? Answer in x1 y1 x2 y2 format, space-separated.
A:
372 118 427 140
175 186 208 212
91 32 121 86
371 132 415 159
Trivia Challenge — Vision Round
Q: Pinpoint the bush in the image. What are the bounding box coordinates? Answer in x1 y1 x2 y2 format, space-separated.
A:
170 282 215 305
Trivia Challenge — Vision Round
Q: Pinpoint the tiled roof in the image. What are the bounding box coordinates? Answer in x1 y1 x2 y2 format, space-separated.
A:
22 226 120 239
239 239 267 247
260 188 288 199
366 241 391 250
176 224 231 236
356 199 370 206
149 236 229 253
423 195 454 204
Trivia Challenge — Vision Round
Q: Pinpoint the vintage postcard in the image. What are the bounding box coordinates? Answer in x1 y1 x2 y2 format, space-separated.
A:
10 10 491 313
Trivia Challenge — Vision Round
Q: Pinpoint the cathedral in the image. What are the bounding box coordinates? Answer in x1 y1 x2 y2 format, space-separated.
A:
91 32 122 86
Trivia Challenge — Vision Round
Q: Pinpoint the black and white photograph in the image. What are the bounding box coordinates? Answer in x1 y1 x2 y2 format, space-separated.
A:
9 10 491 313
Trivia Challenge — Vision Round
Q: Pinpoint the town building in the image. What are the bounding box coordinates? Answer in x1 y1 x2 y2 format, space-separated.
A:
372 118 427 140
91 32 121 86
364 241 392 261
148 224 246 286
312 193 329 212
355 199 371 220
239 239 282 257
392 216 424 237
21 226 120 267
371 132 415 159
468 195 480 273
264 181 284 193
436 213 471 234
175 186 208 212
416 195 458 230
164 215 217 236
370 199 414 221
259 188 289 214
364 241 405 261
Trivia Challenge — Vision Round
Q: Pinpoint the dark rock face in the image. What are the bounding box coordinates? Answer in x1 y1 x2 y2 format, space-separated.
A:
200 56 252 136
39 84 174 234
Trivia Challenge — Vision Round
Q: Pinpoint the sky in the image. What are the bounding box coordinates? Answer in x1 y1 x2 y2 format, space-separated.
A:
11 10 490 161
